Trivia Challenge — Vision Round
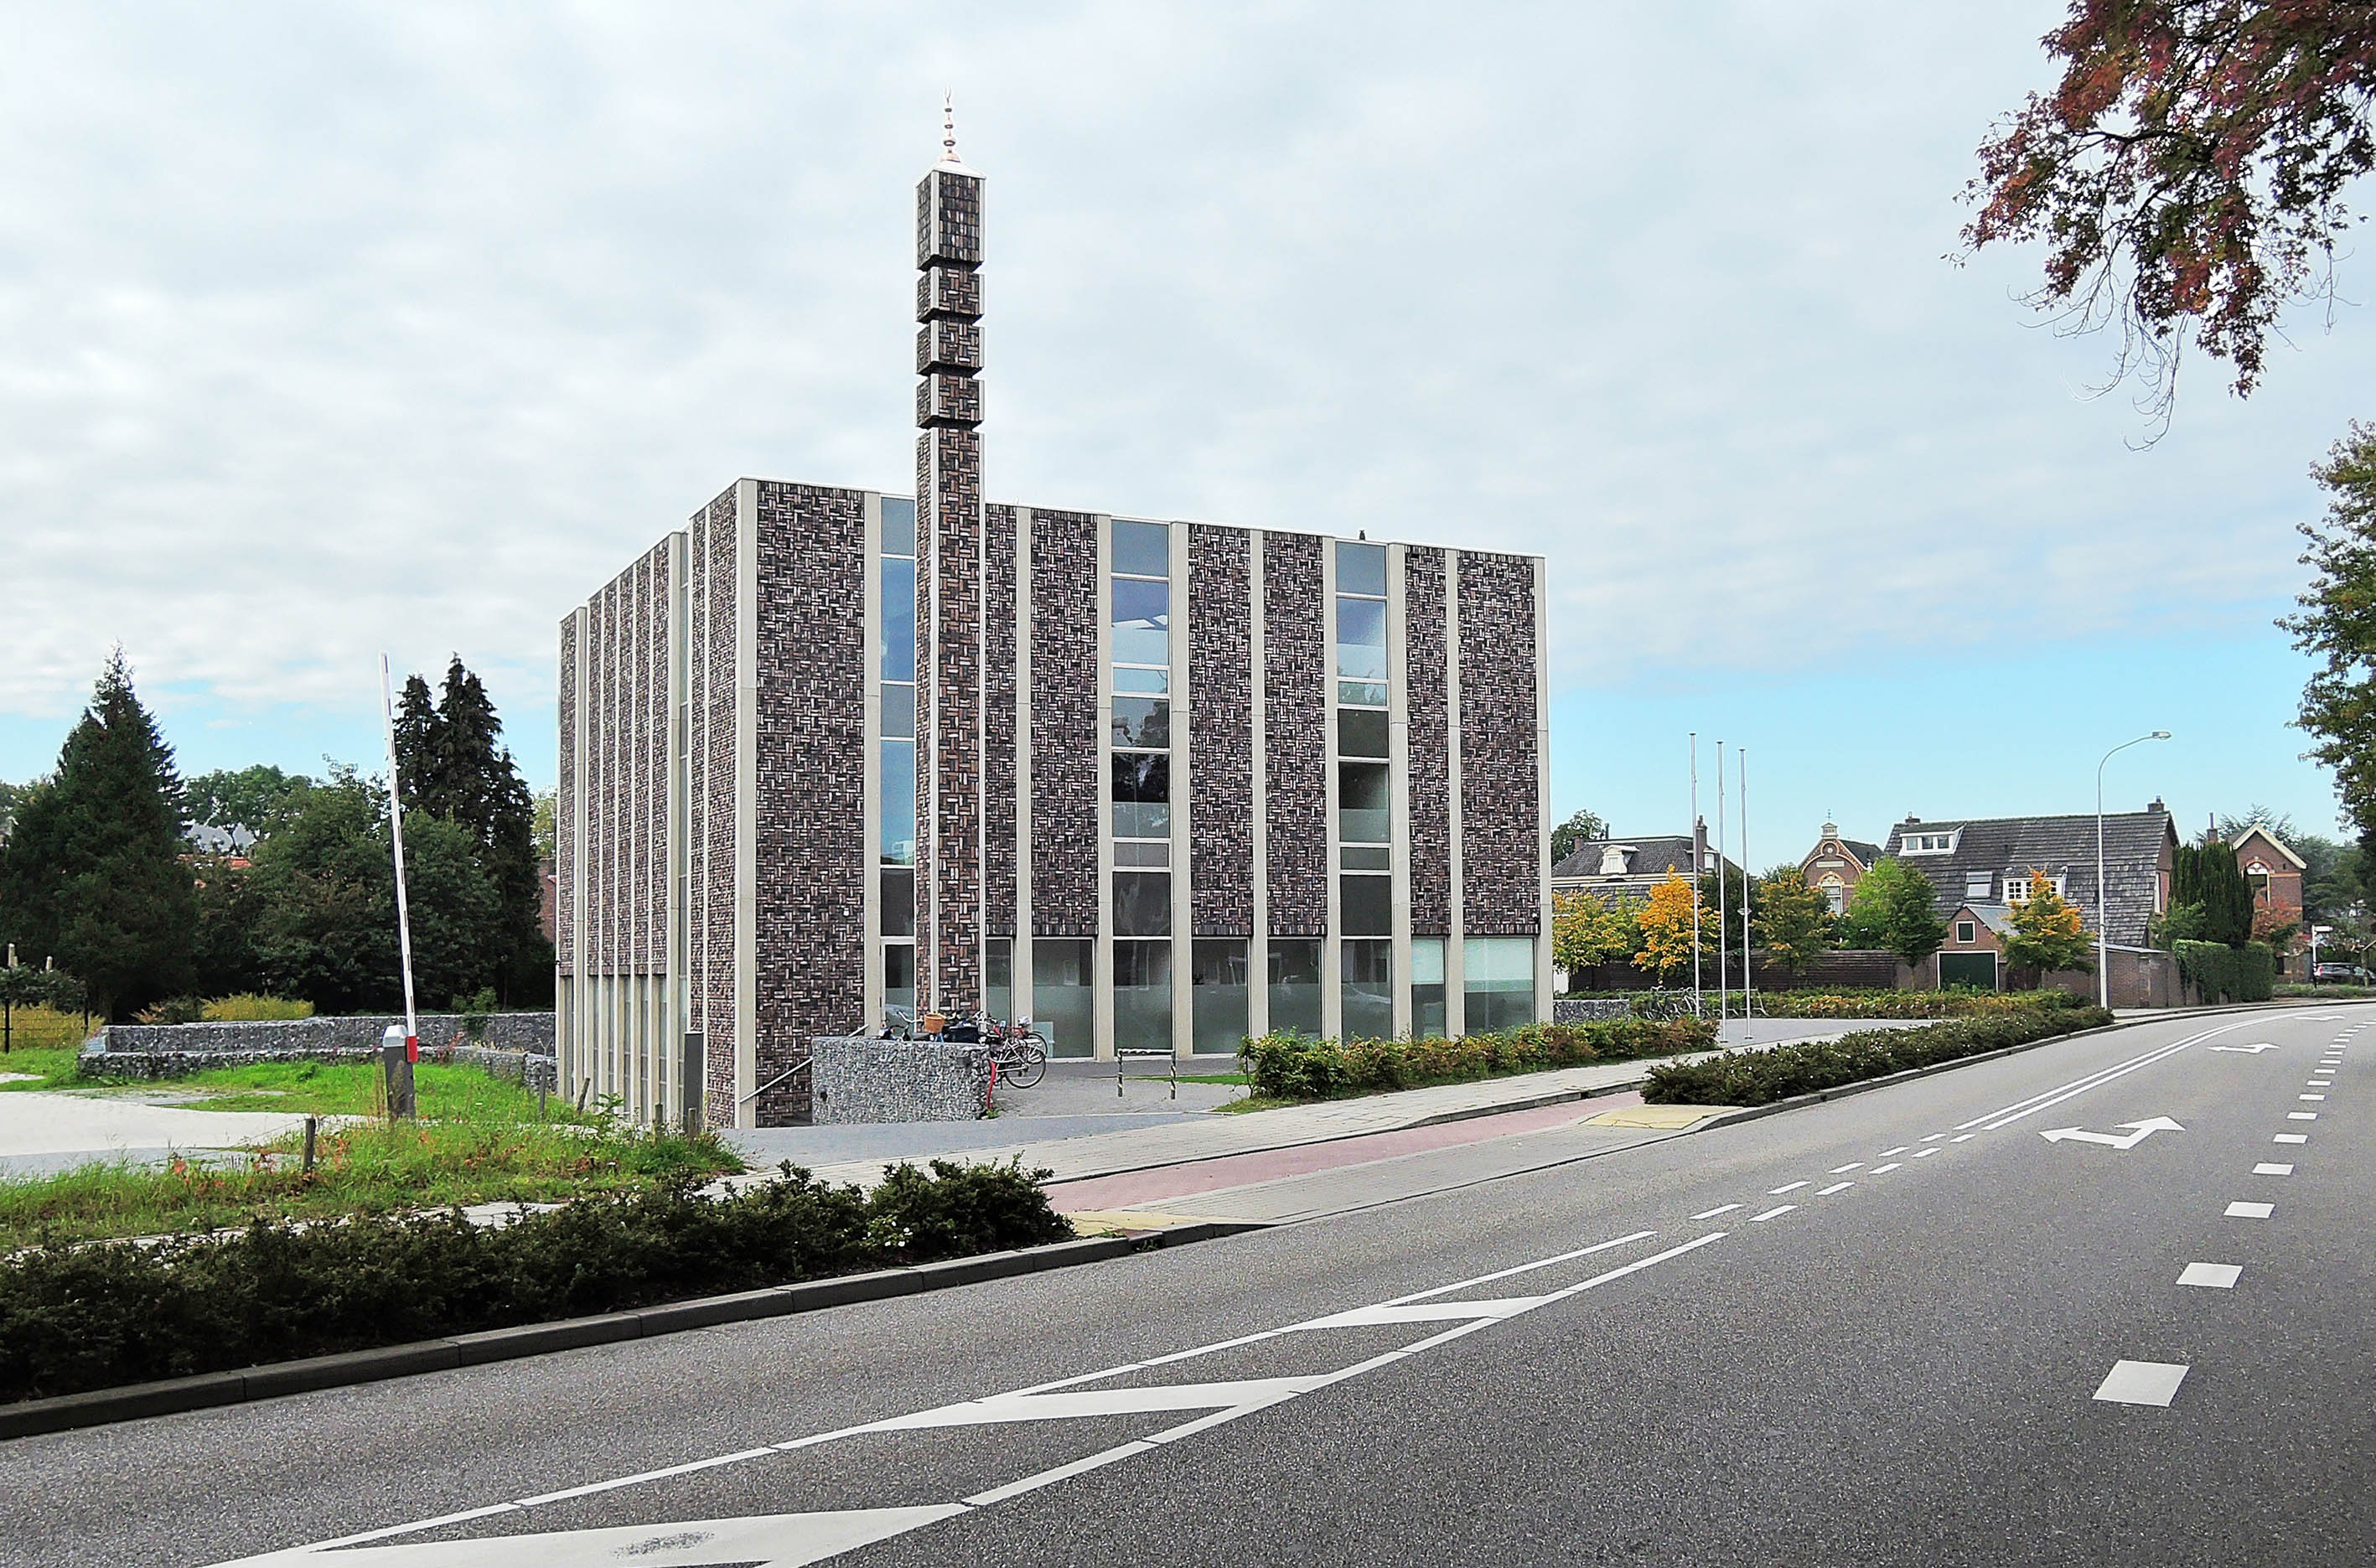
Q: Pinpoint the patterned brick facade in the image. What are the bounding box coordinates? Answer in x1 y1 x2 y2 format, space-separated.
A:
1402 547 1452 937
556 613 576 974
1264 531 1328 935
1189 525 1254 935
983 503 1017 933
573 542 673 983
1457 552 1541 935
918 158 986 1012
750 482 869 1121
694 488 737 1107
1029 509 1100 936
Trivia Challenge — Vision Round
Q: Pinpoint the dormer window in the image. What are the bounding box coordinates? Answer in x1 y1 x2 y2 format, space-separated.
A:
1965 872 1991 900
1902 831 1957 855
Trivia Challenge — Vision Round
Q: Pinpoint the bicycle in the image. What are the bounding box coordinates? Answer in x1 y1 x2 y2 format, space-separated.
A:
981 1016 1048 1089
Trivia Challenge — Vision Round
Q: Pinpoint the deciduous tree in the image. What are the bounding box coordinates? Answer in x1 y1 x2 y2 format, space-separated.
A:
1632 872 1710 986
1548 808 1611 867
1752 868 1835 974
1836 859 1949 966
2002 869 2095 975
1963 2 2376 420
1552 890 1637 975
2283 422 2376 847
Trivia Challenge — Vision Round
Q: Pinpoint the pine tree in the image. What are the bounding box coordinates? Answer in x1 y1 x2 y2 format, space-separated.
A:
0 650 195 1017
392 674 443 818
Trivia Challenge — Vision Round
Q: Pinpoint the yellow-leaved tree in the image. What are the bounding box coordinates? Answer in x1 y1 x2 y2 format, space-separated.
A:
1632 869 1707 985
2001 867 2093 976
1552 890 1638 975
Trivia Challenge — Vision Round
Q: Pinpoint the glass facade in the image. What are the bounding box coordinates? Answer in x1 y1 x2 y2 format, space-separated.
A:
1034 938 1095 1058
1465 936 1535 1035
879 498 919 1023
1269 938 1323 1037
1411 938 1447 1038
1191 939 1249 1056
1342 939 1394 1041
986 938 1012 1023
1109 519 1173 1056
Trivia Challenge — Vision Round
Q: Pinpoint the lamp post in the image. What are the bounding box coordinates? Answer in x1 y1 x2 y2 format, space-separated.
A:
2096 731 2172 1009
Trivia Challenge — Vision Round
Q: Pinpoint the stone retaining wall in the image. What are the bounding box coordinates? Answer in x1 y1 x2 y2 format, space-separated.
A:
1551 999 1633 1023
80 1016 557 1095
809 1036 990 1125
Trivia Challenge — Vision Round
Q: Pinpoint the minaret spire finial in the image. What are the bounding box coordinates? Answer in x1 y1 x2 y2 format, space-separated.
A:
941 91 957 163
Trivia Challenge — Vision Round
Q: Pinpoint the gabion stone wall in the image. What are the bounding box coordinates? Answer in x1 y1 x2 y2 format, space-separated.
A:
89 1013 555 1056
810 1036 991 1125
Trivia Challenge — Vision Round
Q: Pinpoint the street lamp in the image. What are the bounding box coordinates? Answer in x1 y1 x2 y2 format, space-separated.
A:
2097 731 2172 1009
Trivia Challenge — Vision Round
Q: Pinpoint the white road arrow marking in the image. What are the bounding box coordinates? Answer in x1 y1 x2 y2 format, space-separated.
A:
2209 1043 2280 1053
2039 1116 2184 1151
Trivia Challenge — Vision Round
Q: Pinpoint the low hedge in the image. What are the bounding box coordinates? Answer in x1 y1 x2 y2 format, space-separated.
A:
1756 989 2088 1020
1240 1017 1717 1102
1639 1005 2115 1107
2174 940 2275 1003
0 1159 1069 1404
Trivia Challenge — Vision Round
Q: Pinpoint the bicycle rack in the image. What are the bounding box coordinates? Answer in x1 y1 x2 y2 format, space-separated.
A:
1116 1042 1179 1100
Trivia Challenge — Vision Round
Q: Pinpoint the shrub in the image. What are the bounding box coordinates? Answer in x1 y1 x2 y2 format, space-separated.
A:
1238 1017 1716 1102
1641 1005 2114 1107
199 994 315 1022
2174 940 2275 1003
1757 989 2083 1020
0 1157 1071 1404
134 996 205 1025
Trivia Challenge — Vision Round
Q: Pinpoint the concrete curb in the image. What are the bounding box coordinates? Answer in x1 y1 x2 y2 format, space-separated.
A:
0 1219 1271 1443
1680 999 2318 1135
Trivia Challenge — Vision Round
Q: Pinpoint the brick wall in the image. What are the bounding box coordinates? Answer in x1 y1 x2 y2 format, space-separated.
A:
1030 509 1100 936
1457 551 1540 936
556 613 576 975
1263 531 1327 935
1189 525 1254 935
695 487 738 1107
1403 547 1451 936
984 504 1017 934
750 481 870 1123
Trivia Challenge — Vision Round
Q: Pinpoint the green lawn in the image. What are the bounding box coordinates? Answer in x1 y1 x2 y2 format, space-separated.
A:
0 1115 745 1250
3 1049 558 1121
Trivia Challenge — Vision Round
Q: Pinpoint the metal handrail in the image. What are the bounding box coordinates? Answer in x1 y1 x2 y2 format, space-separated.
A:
738 1055 813 1106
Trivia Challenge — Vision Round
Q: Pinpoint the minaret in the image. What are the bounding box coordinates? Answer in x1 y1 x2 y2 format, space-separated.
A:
915 98 986 1014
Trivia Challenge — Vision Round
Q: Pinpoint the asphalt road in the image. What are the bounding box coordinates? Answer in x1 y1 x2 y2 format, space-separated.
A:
7 1004 2369 1566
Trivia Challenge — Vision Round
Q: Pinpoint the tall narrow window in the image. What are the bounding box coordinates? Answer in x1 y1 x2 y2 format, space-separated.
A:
1411 938 1447 1038
1110 519 1175 1055
1191 939 1249 1056
1335 541 1391 991
879 497 919 1019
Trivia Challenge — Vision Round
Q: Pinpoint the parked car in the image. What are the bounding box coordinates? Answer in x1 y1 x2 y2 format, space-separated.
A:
2311 961 2369 983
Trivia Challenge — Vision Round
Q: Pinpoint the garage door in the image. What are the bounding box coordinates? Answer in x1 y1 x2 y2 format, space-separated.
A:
1939 951 1999 991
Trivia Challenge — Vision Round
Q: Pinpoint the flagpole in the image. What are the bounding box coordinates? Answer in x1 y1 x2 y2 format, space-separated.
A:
1716 740 1728 1023
1689 732 1700 1014
1740 745 1752 1017
378 655 421 1063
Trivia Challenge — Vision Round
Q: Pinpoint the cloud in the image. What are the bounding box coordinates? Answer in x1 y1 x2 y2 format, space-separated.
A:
0 0 2364 782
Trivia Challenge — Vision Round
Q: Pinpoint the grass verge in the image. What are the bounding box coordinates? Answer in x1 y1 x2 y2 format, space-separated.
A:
0 1115 743 1250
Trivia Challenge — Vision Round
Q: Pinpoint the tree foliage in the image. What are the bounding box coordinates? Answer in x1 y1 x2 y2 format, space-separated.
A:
1548 808 1611 867
1632 872 1709 985
183 764 316 838
2283 422 2376 846
2218 802 2299 841
1551 889 1637 974
1835 858 1949 965
0 652 195 1018
2171 838 2257 944
2002 868 2096 975
1964 2 2376 420
1752 869 1835 973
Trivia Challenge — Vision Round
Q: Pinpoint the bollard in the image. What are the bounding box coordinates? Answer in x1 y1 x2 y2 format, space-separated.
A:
380 1024 416 1120
302 1116 318 1173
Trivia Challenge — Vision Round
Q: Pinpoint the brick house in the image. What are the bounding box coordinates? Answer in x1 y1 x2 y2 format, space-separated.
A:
1550 824 1740 903
2231 825 2305 913
1797 820 1885 914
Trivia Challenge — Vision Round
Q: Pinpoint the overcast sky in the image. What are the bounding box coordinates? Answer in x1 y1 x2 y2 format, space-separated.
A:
3 3 2368 854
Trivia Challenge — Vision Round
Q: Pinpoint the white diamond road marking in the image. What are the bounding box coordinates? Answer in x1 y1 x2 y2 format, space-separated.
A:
2255 1162 2296 1176
2275 1134 2308 1145
203 1229 1727 1565
2095 1360 2190 1407
2226 1202 2274 1218
2177 1263 2242 1289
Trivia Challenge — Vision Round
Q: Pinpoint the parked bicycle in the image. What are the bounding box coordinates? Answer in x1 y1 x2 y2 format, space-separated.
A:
875 1006 1047 1089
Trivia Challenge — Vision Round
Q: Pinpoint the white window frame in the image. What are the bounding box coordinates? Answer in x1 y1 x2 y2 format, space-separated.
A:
1901 830 1959 855
2003 872 2066 905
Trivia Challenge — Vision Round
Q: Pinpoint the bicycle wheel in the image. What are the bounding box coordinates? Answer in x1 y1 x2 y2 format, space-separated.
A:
1003 1045 1045 1089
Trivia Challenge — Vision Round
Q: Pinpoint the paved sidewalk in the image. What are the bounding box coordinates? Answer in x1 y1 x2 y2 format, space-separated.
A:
0 1092 318 1168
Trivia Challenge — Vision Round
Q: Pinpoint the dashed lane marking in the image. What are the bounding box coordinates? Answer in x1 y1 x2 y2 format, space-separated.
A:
2226 1202 2274 1218
2094 1360 2189 1408
1950 1134 1976 1142
1747 1204 1796 1223
1913 1148 1940 1158
2254 1163 2296 1176
2275 1134 2308 1144
1692 1204 1741 1219
1815 1182 1853 1196
2301 1094 2327 1101
1829 1163 1863 1174
2291 1112 2318 1120
1879 1146 1910 1157
1768 1182 1807 1194
1871 1162 1903 1173
2177 1263 2242 1289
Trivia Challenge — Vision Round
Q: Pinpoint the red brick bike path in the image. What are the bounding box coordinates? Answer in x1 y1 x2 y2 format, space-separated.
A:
1043 1087 1646 1213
